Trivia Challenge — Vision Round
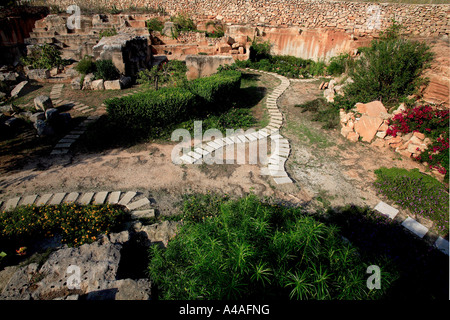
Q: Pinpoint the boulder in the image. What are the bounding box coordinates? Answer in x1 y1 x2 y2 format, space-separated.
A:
27 69 50 81
29 112 45 123
34 119 55 136
104 80 121 90
347 131 360 142
93 33 151 77
355 101 387 118
82 73 95 90
10 81 28 98
45 107 58 121
119 76 132 89
91 79 105 90
71 77 82 90
354 115 383 143
34 95 53 111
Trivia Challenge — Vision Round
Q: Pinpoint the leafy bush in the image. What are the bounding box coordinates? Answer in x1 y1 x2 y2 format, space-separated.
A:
148 194 395 300
237 49 326 78
146 18 164 32
374 167 449 236
75 55 96 75
185 69 242 112
170 13 196 31
0 204 128 250
341 38 433 108
21 43 64 70
94 59 120 80
296 98 340 129
137 60 187 89
326 53 354 76
105 86 197 132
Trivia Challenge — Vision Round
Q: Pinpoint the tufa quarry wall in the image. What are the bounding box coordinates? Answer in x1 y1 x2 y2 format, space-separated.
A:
38 0 449 38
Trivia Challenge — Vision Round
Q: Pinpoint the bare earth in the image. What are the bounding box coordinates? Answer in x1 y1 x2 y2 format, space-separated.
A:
0 71 429 216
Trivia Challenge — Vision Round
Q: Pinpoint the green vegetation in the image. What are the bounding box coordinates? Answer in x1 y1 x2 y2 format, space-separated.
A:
94 59 120 80
374 167 449 236
0 203 129 261
99 27 118 39
326 53 354 76
137 60 187 90
20 43 66 70
148 194 396 300
74 55 96 75
170 13 196 32
205 21 225 38
146 18 164 32
236 39 326 78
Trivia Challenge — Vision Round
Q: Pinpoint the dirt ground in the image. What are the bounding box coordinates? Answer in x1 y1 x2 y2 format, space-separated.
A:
0 71 434 217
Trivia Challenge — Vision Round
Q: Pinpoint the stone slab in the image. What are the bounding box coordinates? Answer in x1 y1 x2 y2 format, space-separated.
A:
401 217 429 238
118 191 137 206
108 191 121 204
93 191 109 205
434 236 449 255
36 194 53 206
21 194 38 206
49 193 67 205
374 201 399 219
273 177 293 185
126 198 150 211
77 192 95 205
64 192 79 203
131 209 155 220
4 197 21 211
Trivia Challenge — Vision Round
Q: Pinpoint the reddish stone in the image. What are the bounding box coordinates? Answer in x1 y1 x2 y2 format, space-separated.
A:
354 115 383 143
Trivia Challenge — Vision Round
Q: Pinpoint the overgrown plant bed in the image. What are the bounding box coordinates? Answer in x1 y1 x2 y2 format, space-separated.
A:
147 193 448 300
0 203 130 268
374 167 449 237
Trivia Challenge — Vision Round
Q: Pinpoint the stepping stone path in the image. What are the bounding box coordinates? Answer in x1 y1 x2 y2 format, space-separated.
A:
50 115 100 155
0 191 152 219
373 201 449 256
178 68 293 185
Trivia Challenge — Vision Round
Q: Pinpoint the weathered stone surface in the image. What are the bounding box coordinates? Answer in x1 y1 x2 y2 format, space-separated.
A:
161 21 176 37
354 115 383 143
82 73 95 90
139 221 181 247
91 79 105 90
45 108 59 121
104 80 121 90
346 131 360 143
93 34 150 77
359 101 387 118
185 55 235 80
71 77 82 90
34 95 53 111
34 119 55 136
10 81 28 97
119 76 132 89
27 69 50 81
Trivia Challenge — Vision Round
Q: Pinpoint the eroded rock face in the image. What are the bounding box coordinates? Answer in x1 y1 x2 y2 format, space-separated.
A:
92 33 151 78
185 55 235 80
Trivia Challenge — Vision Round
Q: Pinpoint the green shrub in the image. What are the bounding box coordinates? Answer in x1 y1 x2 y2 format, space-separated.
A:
99 27 117 39
75 55 96 75
186 69 242 112
94 59 120 80
137 60 187 89
21 43 64 70
170 13 196 31
326 53 354 76
296 98 340 129
374 167 449 236
148 194 395 300
0 203 128 249
250 39 272 62
341 38 433 108
105 86 197 132
146 18 164 32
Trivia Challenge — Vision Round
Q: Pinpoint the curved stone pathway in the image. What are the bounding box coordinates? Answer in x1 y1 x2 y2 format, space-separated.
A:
0 190 153 218
179 68 293 185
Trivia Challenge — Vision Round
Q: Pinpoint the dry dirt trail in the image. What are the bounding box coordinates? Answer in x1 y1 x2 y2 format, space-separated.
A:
0 71 428 215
